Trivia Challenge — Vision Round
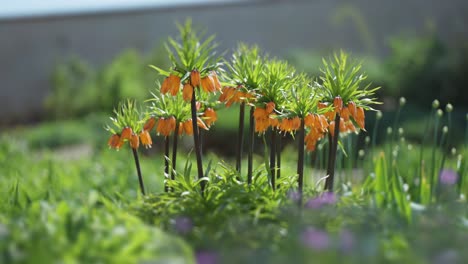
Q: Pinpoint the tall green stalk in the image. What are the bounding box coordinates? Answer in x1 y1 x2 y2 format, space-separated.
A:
417 107 434 201
236 102 245 174
247 106 255 185
297 118 305 204
191 90 205 192
164 136 170 192
324 114 341 191
429 110 442 202
171 122 180 181
270 128 277 190
276 134 281 180
132 148 146 196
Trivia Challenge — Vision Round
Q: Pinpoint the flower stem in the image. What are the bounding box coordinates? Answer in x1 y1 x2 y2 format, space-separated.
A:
417 108 434 202
132 148 146 196
429 112 441 202
171 122 180 181
247 106 255 185
297 118 305 205
270 127 277 190
324 114 341 191
236 102 245 174
164 136 170 192
191 89 205 192
277 133 281 180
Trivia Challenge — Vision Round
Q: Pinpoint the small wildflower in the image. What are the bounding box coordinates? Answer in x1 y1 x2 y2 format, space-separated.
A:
174 216 193 235
196 251 218 264
305 192 337 209
301 227 330 251
439 169 458 185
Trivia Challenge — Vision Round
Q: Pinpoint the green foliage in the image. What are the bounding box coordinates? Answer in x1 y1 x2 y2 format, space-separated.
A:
151 19 221 79
318 50 380 107
46 48 168 119
225 43 266 92
106 100 144 135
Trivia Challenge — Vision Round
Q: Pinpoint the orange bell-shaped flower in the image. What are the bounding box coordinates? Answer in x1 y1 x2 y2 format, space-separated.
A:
355 107 365 129
203 108 217 127
120 127 133 141
183 119 193 135
190 70 201 87
161 74 181 95
201 75 215 93
333 96 343 113
108 134 122 149
130 134 140 149
197 117 209 130
266 102 275 114
210 71 222 91
143 117 156 132
139 130 152 148
183 83 193 102
347 101 357 119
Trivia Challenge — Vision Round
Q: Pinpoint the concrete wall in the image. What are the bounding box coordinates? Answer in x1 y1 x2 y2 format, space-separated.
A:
1 0 467 123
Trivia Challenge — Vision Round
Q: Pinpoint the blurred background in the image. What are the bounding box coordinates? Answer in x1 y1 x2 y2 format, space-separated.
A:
1 0 467 152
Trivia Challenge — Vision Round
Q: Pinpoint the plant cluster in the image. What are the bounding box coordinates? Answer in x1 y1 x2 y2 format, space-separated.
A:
105 20 379 203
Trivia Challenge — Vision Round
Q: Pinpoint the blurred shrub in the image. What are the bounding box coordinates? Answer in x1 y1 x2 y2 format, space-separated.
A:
384 34 468 106
45 46 168 119
288 35 468 108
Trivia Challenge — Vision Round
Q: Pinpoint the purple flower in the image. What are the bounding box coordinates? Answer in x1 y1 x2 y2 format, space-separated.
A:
196 251 218 264
439 169 458 186
174 216 193 234
287 190 301 202
301 227 330 251
339 229 355 252
305 192 337 209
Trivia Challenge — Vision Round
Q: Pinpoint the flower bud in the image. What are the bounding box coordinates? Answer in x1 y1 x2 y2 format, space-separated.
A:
387 127 392 135
432 99 440 109
376 110 382 120
437 109 443 117
399 97 406 106
442 126 448 134
445 103 453 113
